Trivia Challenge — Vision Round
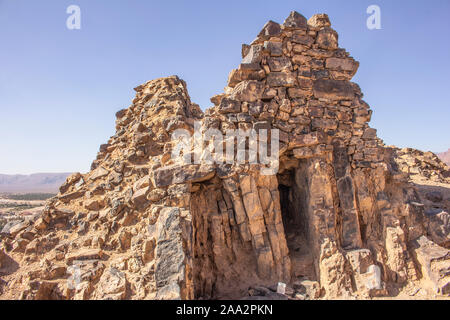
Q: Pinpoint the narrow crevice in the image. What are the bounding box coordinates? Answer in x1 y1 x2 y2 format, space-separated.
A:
277 163 316 281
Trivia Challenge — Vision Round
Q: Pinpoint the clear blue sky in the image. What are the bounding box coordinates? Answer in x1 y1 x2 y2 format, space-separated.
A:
0 0 449 174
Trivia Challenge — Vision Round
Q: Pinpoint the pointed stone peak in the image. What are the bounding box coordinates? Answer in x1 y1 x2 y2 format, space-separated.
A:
283 11 307 29
308 13 331 28
1 11 448 302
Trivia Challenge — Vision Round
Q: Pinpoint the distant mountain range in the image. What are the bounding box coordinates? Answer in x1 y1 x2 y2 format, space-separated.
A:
437 149 450 166
0 173 72 193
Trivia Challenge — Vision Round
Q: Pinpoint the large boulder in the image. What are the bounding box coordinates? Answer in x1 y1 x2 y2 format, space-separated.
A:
410 236 450 295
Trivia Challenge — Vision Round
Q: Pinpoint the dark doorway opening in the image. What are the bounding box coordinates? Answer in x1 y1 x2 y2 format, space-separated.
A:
277 164 317 281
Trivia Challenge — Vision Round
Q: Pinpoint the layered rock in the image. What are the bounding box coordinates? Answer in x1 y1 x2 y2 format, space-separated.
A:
0 11 449 300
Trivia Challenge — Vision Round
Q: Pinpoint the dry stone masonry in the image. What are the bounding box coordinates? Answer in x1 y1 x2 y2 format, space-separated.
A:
0 11 449 300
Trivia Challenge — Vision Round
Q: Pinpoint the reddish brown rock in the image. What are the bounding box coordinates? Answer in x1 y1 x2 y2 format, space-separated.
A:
308 14 331 28
283 11 307 29
0 11 448 301
313 79 355 100
438 149 450 166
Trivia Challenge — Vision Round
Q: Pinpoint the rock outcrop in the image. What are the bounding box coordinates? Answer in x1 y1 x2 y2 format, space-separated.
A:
0 11 449 300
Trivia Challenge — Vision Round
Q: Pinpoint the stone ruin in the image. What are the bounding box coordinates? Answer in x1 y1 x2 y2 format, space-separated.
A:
0 11 449 300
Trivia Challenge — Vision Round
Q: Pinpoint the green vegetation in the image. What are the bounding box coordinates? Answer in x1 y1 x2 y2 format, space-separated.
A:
0 203 37 209
4 193 56 201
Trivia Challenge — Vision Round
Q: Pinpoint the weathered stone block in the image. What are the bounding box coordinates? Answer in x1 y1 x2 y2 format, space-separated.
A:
326 57 359 74
242 44 263 65
268 57 292 72
257 20 281 39
154 164 215 187
230 80 264 102
293 147 313 159
312 118 338 130
292 54 311 65
66 248 104 265
316 28 338 50
362 128 377 139
292 34 314 46
289 131 327 149
131 187 149 207
267 71 297 87
313 79 355 100
264 41 283 56
308 14 331 28
90 167 109 180
410 236 450 294
155 207 186 299
288 87 311 98
218 98 241 114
